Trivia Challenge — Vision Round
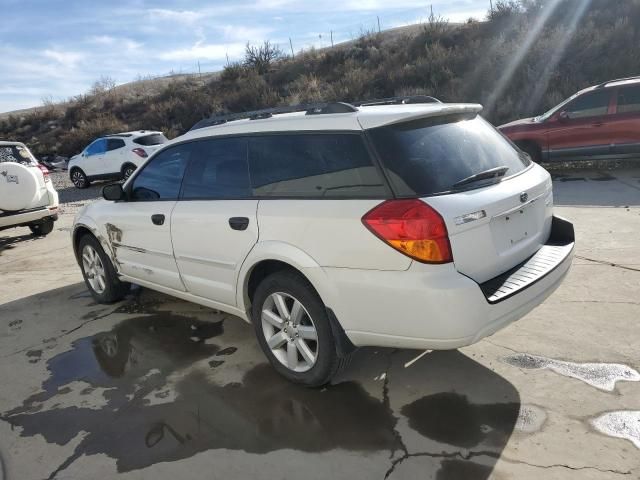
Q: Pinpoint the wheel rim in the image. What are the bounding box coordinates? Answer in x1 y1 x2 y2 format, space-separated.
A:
124 167 134 179
82 245 107 294
261 292 319 373
72 170 84 187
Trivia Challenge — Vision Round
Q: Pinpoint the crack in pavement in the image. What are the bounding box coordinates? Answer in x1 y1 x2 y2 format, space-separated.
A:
576 256 640 273
500 455 633 476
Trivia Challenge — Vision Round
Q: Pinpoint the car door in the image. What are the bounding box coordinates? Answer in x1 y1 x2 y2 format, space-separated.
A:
171 137 258 307
83 139 107 176
609 85 640 156
105 138 126 175
109 144 191 291
546 89 614 160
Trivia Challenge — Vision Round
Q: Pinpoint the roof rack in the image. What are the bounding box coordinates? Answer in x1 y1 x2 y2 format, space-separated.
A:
354 95 441 106
595 76 640 88
190 102 358 131
104 133 133 138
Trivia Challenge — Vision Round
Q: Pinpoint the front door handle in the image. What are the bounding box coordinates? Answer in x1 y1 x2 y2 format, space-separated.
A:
151 214 165 226
229 217 249 231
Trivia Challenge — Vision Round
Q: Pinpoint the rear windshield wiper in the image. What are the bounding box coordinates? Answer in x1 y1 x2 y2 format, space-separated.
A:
452 166 510 189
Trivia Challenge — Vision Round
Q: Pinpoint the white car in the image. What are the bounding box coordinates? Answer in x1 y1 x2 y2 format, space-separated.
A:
68 130 168 188
0 141 59 236
71 99 574 386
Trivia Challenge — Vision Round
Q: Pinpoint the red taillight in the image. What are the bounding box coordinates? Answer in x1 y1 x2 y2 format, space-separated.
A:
362 199 452 264
37 164 50 182
132 148 148 158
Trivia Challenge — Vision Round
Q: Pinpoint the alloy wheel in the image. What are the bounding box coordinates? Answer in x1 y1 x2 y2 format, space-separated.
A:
72 170 85 187
82 244 106 294
261 292 319 372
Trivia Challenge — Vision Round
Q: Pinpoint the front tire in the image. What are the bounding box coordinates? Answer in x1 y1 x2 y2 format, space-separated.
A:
29 217 54 236
252 270 345 387
71 168 90 189
78 234 130 303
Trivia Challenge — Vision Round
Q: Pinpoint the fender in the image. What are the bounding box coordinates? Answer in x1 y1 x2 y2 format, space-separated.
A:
235 240 341 322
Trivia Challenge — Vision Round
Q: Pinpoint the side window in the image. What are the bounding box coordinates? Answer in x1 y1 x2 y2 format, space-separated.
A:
106 138 125 151
130 144 190 201
181 138 250 199
616 86 640 114
566 91 610 119
86 139 106 156
248 134 387 198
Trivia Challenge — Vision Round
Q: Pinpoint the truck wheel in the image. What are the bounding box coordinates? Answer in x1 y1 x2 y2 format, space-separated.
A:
78 234 130 303
29 218 54 236
252 270 348 387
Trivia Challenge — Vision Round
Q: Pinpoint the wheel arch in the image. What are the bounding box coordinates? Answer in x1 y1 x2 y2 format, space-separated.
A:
72 222 116 269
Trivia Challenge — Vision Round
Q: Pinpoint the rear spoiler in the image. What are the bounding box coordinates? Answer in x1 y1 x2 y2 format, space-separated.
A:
357 103 483 130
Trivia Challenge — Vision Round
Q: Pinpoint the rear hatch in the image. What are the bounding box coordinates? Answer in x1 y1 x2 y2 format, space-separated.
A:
0 144 49 209
368 113 553 283
133 133 168 155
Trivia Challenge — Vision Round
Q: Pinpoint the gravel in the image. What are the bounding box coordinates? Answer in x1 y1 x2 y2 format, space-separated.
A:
50 170 118 214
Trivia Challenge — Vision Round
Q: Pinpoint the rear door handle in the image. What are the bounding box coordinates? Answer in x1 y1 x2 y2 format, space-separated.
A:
151 214 165 226
229 217 249 231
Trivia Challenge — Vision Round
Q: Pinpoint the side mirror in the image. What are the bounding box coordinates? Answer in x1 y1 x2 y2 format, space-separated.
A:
558 111 570 122
103 183 125 201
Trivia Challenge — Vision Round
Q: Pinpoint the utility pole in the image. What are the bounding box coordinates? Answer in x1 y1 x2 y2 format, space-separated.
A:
377 16 381 33
197 60 201 79
330 30 334 47
490 0 493 13
225 52 229 66
289 37 294 58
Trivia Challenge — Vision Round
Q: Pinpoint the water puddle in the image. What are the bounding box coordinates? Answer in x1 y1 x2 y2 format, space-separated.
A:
591 411 640 449
502 353 640 391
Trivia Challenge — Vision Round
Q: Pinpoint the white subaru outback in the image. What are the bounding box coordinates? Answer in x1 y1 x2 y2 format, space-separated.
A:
71 99 575 386
1 141 59 236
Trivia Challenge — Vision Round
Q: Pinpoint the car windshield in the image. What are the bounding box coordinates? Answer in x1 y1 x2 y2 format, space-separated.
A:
369 114 530 196
0 144 37 165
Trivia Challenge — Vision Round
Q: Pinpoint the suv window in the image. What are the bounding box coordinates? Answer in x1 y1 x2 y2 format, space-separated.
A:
181 138 251 199
134 134 168 146
106 138 125 151
86 139 106 156
369 115 530 196
566 90 610 119
130 144 190 201
0 144 37 165
248 134 386 198
616 86 640 114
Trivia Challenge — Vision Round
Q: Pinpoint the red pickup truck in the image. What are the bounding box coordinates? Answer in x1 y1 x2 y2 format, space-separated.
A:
498 77 640 162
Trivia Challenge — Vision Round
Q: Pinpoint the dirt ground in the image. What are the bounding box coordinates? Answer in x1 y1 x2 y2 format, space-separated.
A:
0 168 639 479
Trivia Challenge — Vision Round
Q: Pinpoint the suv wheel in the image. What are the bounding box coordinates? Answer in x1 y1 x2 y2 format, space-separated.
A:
122 164 136 180
29 218 54 236
71 168 90 189
252 270 345 387
78 234 130 303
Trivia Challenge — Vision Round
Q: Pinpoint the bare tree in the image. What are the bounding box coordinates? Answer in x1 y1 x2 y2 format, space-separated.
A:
244 41 283 74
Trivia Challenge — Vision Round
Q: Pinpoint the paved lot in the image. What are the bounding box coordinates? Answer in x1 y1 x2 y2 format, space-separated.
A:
0 168 639 480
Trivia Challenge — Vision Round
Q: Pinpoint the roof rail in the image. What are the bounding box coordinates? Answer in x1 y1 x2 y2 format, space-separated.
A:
354 95 441 106
104 133 133 138
190 102 358 131
595 76 640 88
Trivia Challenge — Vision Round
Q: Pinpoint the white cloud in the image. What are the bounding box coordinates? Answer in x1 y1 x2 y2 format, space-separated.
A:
219 25 274 42
159 42 245 61
148 8 204 24
43 49 84 68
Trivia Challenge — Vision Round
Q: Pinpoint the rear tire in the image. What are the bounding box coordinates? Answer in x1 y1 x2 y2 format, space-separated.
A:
29 218 54 236
71 168 90 189
78 234 130 303
251 270 347 387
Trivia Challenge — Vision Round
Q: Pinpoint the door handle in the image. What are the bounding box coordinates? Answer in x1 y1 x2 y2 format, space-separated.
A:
592 122 604 127
229 217 249 231
151 214 165 226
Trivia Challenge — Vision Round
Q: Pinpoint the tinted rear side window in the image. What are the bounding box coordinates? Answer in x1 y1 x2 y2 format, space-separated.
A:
134 134 168 146
617 86 640 114
369 115 529 197
106 138 125 151
248 134 387 198
181 138 251 199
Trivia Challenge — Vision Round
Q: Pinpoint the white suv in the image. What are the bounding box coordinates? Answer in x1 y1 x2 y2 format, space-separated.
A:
68 131 167 188
0 141 59 236
71 99 574 386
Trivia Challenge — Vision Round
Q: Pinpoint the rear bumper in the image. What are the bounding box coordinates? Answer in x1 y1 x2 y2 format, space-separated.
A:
0 206 59 229
325 215 574 350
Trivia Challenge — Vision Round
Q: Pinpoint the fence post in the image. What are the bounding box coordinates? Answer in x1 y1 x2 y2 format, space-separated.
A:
330 30 334 47
289 38 294 57
377 16 381 33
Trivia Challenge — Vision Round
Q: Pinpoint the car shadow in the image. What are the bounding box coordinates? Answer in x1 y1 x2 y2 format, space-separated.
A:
550 168 640 207
1 284 521 479
0 231 36 256
56 182 108 204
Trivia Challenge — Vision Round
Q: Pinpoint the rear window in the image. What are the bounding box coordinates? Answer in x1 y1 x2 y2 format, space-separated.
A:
133 133 168 146
369 115 530 196
0 144 37 165
248 134 387 198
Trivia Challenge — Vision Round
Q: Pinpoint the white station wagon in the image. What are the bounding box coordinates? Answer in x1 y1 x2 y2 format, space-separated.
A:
72 98 575 386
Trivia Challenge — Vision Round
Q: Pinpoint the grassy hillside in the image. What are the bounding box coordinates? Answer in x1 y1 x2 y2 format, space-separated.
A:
2 0 640 157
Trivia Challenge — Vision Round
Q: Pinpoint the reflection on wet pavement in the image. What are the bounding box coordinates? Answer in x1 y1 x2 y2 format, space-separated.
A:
502 353 640 391
592 411 640 449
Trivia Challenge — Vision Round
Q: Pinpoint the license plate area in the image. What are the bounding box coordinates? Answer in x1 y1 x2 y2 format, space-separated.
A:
491 201 540 251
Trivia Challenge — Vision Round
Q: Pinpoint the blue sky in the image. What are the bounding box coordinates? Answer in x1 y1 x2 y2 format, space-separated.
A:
0 0 490 113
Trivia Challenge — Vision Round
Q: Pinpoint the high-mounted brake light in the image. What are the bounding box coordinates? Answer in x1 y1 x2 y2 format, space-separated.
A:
362 199 453 264
37 164 51 182
132 148 148 158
